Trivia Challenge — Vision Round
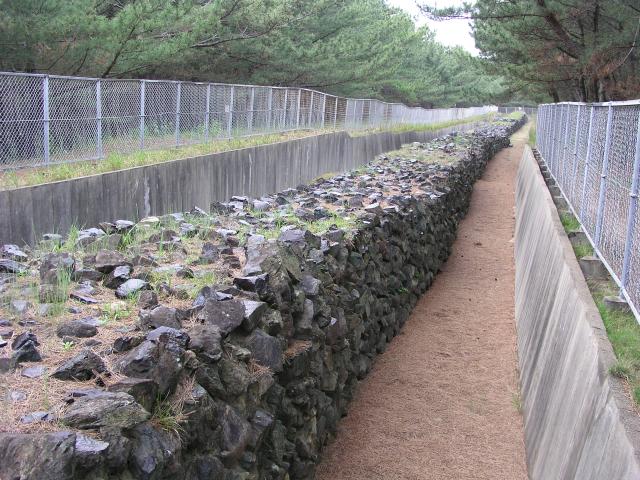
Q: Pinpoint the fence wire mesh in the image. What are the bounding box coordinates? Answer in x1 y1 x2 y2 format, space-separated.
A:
498 105 537 116
0 71 496 170
536 101 640 322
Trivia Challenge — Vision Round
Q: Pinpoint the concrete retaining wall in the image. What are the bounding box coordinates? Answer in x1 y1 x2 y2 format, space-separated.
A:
0 124 476 246
515 146 640 479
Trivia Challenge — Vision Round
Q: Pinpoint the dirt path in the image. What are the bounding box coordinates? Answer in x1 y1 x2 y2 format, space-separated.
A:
315 126 531 480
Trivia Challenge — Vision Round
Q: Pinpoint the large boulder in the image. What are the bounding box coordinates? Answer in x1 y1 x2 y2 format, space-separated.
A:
245 329 283 372
51 349 107 381
56 319 98 338
94 250 130 273
139 305 183 330
116 327 188 395
62 391 149 429
217 403 251 463
196 299 244 336
188 324 223 363
0 431 76 480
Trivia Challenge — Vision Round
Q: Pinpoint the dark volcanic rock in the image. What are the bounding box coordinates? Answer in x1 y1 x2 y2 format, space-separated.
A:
241 299 268 331
128 421 181 479
116 327 188 395
1 244 28 262
0 259 28 274
188 324 223 363
245 329 283 372
74 433 110 471
139 305 182 330
233 274 269 294
103 265 132 289
12 331 39 350
107 377 158 412
137 290 159 309
11 340 42 365
51 349 107 381
62 391 149 429
20 411 56 424
112 335 144 353
94 250 130 273
196 298 245 336
116 278 149 299
0 431 76 480
56 319 98 338
218 403 251 462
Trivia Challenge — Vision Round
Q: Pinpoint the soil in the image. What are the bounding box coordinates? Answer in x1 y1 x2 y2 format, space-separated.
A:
315 126 531 480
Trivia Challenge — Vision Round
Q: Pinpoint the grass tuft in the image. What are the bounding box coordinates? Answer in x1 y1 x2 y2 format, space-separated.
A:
0 130 325 190
528 123 537 148
573 243 594 259
349 113 494 137
560 212 581 232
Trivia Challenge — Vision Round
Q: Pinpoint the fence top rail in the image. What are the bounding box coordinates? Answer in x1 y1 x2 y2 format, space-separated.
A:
539 100 640 107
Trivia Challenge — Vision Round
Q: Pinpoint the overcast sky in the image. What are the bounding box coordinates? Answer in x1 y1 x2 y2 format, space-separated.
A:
386 0 478 55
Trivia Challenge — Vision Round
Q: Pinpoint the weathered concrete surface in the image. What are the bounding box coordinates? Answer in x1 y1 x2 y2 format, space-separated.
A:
515 146 640 480
0 124 476 246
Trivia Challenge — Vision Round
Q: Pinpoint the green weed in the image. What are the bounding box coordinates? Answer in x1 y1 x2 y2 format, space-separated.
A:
573 243 594 259
100 302 130 325
560 212 581 232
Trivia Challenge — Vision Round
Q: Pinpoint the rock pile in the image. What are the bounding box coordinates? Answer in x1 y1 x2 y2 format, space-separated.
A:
0 116 525 479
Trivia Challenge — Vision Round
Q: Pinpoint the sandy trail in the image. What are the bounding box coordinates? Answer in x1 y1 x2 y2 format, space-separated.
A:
315 126 531 480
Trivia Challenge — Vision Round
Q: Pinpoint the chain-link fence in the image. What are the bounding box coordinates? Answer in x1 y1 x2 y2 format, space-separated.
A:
536 101 640 321
0 71 496 170
498 105 537 116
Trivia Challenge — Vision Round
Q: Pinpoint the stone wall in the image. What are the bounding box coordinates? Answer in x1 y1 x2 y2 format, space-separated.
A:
0 117 524 480
0 124 479 247
515 146 640 479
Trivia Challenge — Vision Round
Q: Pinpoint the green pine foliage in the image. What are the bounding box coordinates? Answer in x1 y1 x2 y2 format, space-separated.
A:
0 0 508 107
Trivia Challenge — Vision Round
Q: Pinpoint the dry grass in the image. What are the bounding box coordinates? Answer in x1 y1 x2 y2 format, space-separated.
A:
284 340 312 361
248 359 273 381
0 130 327 191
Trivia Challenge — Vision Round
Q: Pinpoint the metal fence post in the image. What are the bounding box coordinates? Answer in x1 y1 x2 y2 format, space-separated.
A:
579 106 596 219
175 82 181 146
321 94 326 129
139 80 145 149
539 106 545 155
570 105 581 199
549 105 556 161
248 87 255 132
267 88 273 131
594 103 614 247
96 80 103 159
334 97 338 129
308 91 314 128
561 104 571 187
547 106 553 159
296 89 301 129
227 86 234 138
205 84 211 140
283 89 288 129
551 105 560 174
621 110 640 292
43 76 50 164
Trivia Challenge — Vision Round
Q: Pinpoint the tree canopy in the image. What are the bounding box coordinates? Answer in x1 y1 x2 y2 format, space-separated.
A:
420 0 640 102
0 0 508 107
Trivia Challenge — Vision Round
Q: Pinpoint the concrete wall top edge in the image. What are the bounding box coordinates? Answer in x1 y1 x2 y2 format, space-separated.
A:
0 130 353 194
